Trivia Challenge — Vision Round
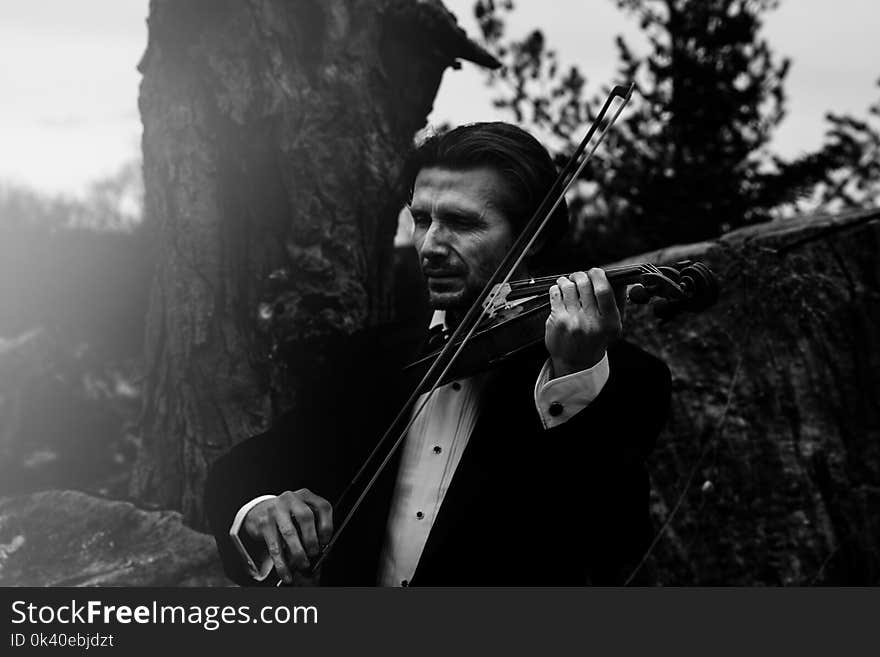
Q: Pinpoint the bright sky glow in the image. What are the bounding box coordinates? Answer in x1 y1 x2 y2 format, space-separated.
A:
0 1 146 197
0 0 877 198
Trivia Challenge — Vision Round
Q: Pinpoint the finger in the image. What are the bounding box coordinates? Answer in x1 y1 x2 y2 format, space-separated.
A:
589 268 618 318
296 489 334 547
570 271 596 314
548 284 564 314
287 496 321 559
261 522 294 584
558 276 578 310
613 284 628 322
272 505 309 572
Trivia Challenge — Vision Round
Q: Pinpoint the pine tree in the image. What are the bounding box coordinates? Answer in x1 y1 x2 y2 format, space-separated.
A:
475 0 840 263
814 80 880 211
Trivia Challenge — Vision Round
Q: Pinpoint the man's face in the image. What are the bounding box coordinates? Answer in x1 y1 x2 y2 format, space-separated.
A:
409 166 517 311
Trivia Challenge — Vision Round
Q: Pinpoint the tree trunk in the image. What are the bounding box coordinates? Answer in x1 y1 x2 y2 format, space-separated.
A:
130 0 498 526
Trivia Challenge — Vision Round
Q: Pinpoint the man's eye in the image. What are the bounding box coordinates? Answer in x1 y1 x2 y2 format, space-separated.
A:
447 214 479 229
411 212 430 226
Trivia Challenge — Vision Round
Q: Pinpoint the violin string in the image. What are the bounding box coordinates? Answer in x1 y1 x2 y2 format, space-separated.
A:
510 270 647 294
299 85 635 581
493 265 650 305
505 263 650 289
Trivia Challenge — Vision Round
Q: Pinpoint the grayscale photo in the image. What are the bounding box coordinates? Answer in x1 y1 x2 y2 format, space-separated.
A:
1 0 878 593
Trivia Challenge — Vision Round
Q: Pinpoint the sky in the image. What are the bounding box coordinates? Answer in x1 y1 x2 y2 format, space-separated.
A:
0 0 877 198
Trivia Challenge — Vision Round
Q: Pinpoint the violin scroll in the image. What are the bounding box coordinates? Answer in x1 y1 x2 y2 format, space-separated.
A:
627 260 719 321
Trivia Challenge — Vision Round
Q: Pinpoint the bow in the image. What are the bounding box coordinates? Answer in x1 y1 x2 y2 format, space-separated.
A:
292 83 636 581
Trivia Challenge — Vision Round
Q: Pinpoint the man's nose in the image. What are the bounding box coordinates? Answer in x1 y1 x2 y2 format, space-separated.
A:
419 222 451 258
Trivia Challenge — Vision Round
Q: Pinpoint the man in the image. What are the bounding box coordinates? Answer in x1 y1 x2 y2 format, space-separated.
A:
205 122 671 586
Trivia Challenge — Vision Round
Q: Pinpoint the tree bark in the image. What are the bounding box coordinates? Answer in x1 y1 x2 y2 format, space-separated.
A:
130 0 498 526
620 207 880 585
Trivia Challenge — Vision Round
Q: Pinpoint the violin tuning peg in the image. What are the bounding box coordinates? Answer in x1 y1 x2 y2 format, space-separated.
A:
657 265 682 283
628 284 652 304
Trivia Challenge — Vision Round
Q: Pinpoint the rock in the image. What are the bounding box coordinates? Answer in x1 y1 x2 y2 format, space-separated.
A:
619 207 880 585
0 490 229 586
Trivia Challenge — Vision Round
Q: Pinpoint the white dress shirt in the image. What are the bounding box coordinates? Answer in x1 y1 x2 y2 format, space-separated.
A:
230 311 610 583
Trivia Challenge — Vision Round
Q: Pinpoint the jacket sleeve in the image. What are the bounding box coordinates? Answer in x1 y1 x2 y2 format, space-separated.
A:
539 341 671 455
536 340 672 584
204 412 320 586
202 323 418 586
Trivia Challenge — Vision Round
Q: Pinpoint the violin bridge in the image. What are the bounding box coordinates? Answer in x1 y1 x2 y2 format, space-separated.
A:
483 283 512 318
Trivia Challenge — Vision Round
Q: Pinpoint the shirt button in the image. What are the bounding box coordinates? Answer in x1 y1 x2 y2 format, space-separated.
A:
416 511 424 519
548 401 564 417
433 445 442 454
451 381 461 391
401 580 409 587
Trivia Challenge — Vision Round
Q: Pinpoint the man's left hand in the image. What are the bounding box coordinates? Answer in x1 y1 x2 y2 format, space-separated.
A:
545 268 624 379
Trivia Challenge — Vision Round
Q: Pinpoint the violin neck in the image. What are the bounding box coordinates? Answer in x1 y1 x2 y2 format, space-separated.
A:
501 264 649 301
605 263 651 284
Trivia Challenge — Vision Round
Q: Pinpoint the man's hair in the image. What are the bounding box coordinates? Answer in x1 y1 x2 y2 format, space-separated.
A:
404 122 569 268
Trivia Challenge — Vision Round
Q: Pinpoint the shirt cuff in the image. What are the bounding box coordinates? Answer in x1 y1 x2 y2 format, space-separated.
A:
533 352 610 429
229 494 278 581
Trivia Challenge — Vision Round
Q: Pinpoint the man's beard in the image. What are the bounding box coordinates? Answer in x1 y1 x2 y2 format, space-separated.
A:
427 285 471 310
422 255 510 322
425 277 486 329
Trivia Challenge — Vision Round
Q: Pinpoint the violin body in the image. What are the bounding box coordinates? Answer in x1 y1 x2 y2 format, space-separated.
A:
404 260 719 385
406 299 549 386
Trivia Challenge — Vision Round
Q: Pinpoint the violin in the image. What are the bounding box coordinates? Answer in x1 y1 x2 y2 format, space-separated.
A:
280 83 719 583
404 259 719 386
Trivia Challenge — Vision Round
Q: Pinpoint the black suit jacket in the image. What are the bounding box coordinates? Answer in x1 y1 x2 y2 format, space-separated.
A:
205 320 670 586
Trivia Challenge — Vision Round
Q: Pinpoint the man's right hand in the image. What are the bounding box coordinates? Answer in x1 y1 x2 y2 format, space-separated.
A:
242 489 333 584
